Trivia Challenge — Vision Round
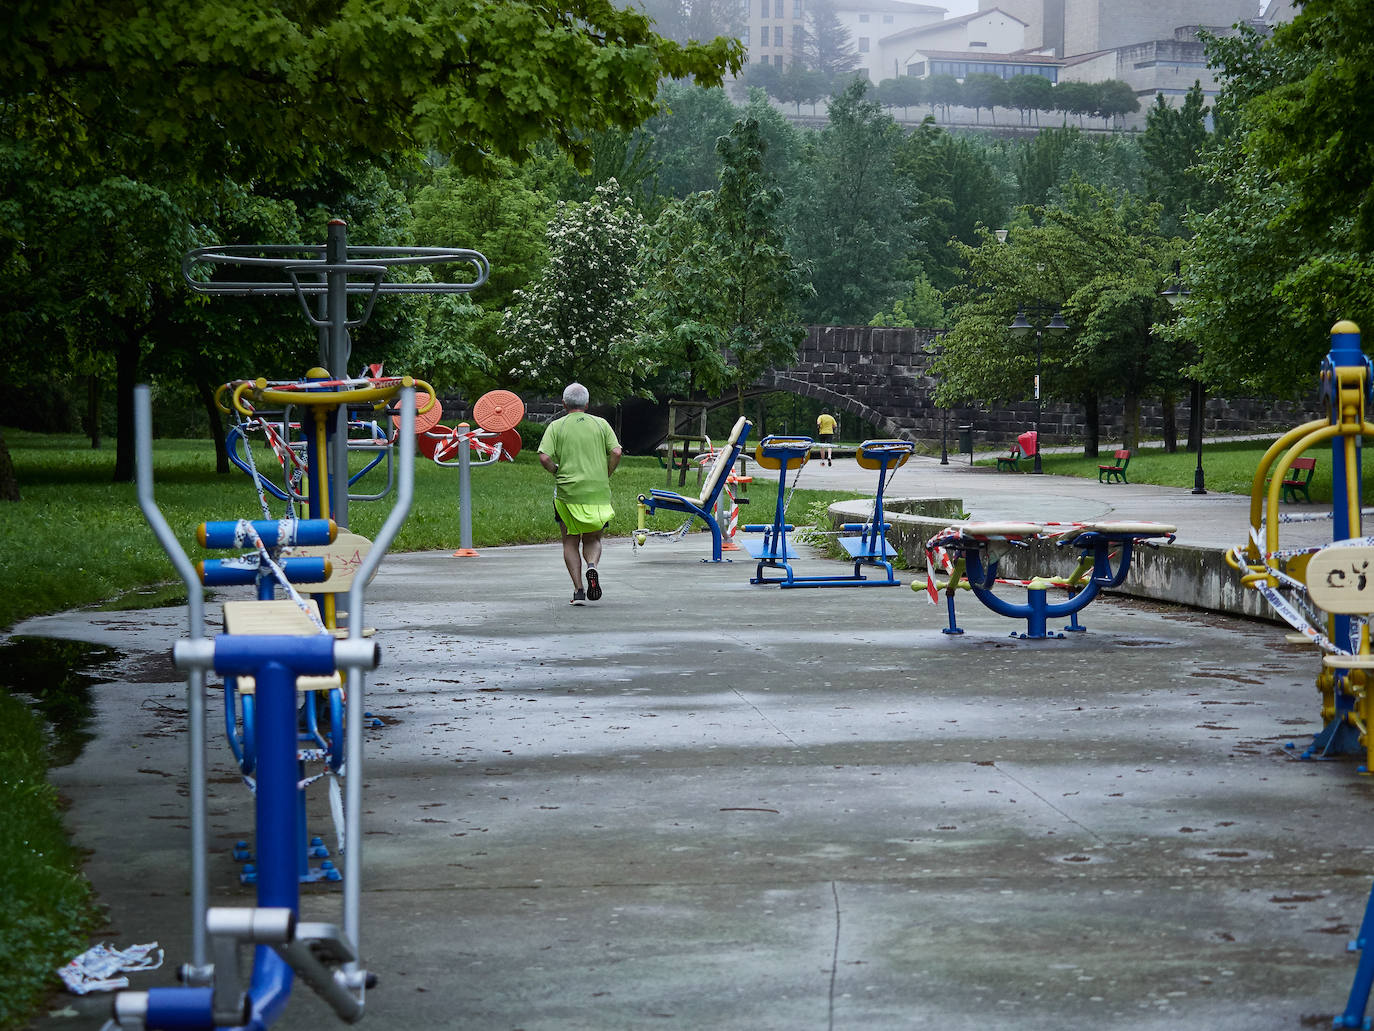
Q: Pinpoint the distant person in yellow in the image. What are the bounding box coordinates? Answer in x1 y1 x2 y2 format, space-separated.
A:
816 409 837 466
538 383 622 605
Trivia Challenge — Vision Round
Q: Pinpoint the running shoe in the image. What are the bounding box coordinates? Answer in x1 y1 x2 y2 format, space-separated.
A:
586 567 602 602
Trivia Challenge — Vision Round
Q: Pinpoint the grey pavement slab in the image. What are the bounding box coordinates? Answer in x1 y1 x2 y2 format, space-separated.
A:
19 524 1374 1031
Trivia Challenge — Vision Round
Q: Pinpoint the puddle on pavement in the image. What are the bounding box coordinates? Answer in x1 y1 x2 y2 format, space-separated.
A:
0 635 119 766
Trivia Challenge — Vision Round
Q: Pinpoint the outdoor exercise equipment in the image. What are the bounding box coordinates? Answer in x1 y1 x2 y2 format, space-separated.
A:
110 383 417 1031
637 416 753 562
184 219 487 531
741 436 913 588
1228 320 1374 764
925 520 1176 638
1226 321 1374 1029
411 389 525 557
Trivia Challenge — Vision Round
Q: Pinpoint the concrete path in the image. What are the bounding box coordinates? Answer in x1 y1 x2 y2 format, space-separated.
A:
21 464 1374 1031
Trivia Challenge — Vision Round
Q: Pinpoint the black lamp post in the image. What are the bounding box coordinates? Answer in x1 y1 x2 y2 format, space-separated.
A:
1008 304 1069 474
1161 263 1203 493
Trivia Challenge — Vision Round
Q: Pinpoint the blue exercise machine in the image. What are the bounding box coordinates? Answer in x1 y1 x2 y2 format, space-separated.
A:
926 521 1176 639
743 436 913 588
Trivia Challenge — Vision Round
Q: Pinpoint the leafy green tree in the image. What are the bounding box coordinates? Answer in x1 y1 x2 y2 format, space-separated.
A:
963 74 1010 125
895 121 1013 289
926 74 963 120
777 62 832 115
870 271 947 328
1095 80 1142 128
1007 74 1054 126
711 119 812 406
498 181 648 404
405 161 556 398
1141 83 1215 238
934 182 1179 453
646 83 744 200
2 0 743 485
1175 9 1368 396
876 76 925 120
790 80 914 325
1052 81 1099 126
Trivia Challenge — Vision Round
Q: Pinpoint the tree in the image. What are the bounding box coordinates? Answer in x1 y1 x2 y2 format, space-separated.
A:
1141 83 1215 238
876 76 925 120
790 80 914 325
1052 81 1099 126
1006 74 1054 126
1 0 743 486
646 83 744 200
635 0 746 46
801 0 860 84
711 119 813 405
926 75 963 121
1175 7 1373 396
933 182 1179 453
498 181 648 404
1095 80 1142 128
870 271 947 328
963 74 1010 125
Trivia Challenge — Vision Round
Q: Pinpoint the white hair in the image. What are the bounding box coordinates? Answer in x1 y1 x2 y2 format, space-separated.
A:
563 383 590 408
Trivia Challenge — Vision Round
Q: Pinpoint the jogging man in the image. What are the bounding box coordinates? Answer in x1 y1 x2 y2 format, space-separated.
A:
538 383 622 604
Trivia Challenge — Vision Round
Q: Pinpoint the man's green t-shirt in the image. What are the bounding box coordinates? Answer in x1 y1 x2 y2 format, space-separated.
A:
538 412 619 505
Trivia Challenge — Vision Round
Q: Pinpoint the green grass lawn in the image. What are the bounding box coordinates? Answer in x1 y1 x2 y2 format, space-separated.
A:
986 439 1363 504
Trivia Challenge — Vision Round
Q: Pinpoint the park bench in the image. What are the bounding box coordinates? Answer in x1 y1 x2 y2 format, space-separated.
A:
1098 449 1130 484
1281 456 1317 503
996 443 1023 472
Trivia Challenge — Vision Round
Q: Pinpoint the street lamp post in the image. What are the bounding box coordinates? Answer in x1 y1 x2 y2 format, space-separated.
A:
1008 304 1068 474
1161 263 1203 493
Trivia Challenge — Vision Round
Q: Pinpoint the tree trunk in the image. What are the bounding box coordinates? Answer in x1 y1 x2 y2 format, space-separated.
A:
113 330 140 482
1082 392 1100 458
0 427 20 501
196 377 230 474
1123 393 1141 450
85 375 102 450
1161 389 1177 453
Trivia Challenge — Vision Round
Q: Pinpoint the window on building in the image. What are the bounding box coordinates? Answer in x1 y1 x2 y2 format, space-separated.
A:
743 26 750 44
883 13 893 22
739 0 749 13
760 0 768 16
858 12 869 21
773 53 783 67
793 0 803 15
907 61 926 76
858 36 869 52
774 24 782 46
774 0 783 17
793 23 804 45
970 40 987 47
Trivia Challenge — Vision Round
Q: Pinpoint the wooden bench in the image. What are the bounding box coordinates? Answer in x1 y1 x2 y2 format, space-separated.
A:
1098 449 1130 484
1281 456 1317 503
996 443 1023 472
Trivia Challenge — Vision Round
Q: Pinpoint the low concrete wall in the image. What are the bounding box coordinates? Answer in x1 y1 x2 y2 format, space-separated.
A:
828 496 1276 622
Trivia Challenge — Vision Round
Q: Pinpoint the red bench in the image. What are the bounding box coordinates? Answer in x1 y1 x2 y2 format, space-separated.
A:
1098 449 1131 484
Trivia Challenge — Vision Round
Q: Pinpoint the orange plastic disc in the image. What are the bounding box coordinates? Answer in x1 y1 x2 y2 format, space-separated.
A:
473 389 525 433
392 392 444 434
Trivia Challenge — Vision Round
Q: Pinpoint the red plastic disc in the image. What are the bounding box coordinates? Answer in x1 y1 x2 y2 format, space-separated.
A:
473 390 525 433
495 428 522 461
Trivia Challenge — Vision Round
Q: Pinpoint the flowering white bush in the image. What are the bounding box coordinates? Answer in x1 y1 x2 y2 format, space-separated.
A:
498 180 648 402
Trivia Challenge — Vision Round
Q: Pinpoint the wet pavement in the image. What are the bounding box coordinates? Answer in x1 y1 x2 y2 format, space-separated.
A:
19 461 1374 1031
